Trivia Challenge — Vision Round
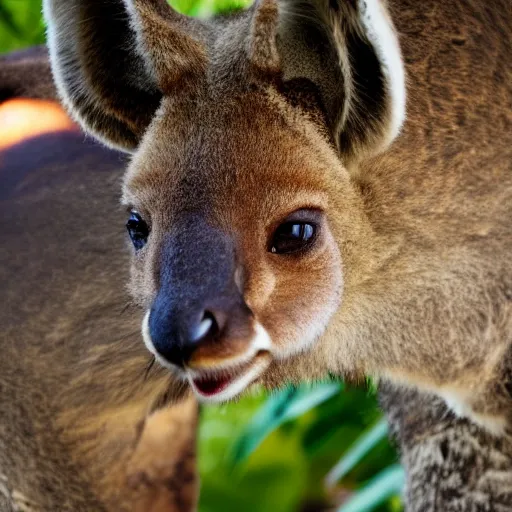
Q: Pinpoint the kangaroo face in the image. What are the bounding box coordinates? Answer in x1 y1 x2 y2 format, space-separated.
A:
122 92 345 400
44 0 405 402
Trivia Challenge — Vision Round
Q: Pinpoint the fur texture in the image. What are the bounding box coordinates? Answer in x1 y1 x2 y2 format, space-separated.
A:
41 0 512 508
381 383 512 511
0 52 198 511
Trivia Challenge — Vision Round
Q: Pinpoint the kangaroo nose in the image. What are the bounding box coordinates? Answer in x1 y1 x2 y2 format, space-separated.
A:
147 215 253 368
148 304 228 368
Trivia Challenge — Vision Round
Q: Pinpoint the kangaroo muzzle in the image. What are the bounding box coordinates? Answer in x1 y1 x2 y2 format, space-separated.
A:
144 214 272 401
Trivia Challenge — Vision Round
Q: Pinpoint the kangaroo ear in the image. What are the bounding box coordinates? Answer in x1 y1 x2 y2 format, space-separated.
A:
43 0 207 152
274 0 406 163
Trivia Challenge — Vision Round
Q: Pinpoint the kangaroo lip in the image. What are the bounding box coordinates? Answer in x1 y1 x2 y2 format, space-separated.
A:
189 351 269 398
191 361 251 397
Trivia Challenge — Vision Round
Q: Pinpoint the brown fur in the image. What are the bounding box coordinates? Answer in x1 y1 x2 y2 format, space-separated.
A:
0 47 56 101
42 0 512 508
0 49 198 510
380 383 512 511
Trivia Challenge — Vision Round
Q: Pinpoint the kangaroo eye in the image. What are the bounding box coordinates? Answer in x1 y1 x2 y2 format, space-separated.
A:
126 211 149 250
270 222 317 254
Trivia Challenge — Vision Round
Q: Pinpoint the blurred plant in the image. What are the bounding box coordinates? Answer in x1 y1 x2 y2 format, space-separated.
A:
200 382 403 511
0 0 251 53
0 0 46 52
1 1 404 510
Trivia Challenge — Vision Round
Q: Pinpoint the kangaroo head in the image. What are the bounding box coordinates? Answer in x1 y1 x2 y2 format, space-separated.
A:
44 0 405 402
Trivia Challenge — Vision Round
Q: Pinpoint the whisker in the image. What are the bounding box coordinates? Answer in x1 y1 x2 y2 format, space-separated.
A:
148 377 190 414
119 301 138 316
115 329 142 344
143 355 156 382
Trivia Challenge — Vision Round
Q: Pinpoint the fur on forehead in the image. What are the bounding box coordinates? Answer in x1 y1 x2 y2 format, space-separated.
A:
121 88 348 222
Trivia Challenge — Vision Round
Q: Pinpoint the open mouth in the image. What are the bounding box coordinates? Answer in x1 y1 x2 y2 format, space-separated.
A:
193 374 234 396
188 351 270 402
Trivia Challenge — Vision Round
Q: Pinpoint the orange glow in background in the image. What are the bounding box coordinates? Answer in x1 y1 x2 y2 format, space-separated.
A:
0 98 77 150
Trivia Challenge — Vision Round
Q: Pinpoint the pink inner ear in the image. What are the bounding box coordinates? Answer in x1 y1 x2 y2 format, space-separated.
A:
0 98 78 150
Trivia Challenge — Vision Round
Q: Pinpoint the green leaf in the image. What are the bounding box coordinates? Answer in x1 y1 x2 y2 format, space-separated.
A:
365 377 379 395
0 4 22 37
337 464 405 512
326 418 389 487
169 0 250 16
230 382 342 465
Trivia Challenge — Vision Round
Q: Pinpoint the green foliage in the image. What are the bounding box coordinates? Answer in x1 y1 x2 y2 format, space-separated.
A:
230 382 343 464
1 1 404 510
338 465 405 512
172 0 250 16
200 383 403 511
0 0 251 53
0 1 45 53
326 417 389 487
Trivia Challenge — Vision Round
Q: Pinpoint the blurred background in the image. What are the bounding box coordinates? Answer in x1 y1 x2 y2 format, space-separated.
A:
0 1 403 510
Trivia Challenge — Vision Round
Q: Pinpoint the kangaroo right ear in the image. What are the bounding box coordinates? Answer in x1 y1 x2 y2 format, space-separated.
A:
272 0 406 164
43 0 207 152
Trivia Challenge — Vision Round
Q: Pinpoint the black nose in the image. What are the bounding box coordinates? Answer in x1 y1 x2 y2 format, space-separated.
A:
149 302 226 368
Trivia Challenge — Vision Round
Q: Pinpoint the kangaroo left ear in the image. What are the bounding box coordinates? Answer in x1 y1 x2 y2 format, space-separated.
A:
43 0 207 153
273 0 406 164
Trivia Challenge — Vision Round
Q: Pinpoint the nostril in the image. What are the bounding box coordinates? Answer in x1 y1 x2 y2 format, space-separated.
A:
190 310 218 343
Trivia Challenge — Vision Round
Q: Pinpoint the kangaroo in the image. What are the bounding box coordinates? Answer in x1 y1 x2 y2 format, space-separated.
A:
41 0 512 509
0 48 198 512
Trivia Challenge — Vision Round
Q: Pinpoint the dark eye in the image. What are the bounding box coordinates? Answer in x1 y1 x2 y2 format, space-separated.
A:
270 222 317 254
126 211 149 250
